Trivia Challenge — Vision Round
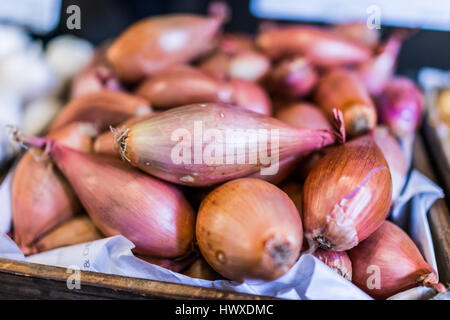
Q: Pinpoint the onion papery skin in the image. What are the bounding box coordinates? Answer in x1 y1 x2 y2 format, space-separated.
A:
196 178 303 281
256 25 371 67
312 249 352 281
303 135 392 251
107 13 224 82
348 221 445 300
372 126 408 200
33 215 102 254
119 103 336 187
315 68 377 138
42 142 196 258
12 122 95 253
49 91 152 133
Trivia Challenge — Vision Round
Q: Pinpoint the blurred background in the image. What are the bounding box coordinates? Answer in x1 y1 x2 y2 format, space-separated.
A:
3 0 450 73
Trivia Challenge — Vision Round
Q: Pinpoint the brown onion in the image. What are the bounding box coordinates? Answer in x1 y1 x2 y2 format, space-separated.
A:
275 102 331 131
32 215 102 254
12 122 96 253
312 249 352 281
197 178 303 281
136 65 233 109
266 56 318 99
348 221 446 299
303 135 392 251
15 134 196 258
315 68 377 137
107 10 226 82
49 91 152 133
256 25 371 67
372 126 408 200
118 102 337 187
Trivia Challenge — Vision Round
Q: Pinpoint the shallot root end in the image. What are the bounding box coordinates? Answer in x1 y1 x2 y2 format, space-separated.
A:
265 235 295 269
116 127 131 162
313 235 335 250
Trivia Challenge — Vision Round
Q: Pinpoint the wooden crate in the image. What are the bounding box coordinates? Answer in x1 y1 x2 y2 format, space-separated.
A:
0 133 448 299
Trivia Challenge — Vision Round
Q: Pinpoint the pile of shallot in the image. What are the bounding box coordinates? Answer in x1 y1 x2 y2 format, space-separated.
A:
7 4 446 300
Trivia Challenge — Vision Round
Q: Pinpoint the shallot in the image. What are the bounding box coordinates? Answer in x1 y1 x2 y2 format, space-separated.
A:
275 102 331 131
196 178 303 281
315 68 377 137
373 126 408 200
199 50 270 82
266 56 318 99
136 65 233 109
256 25 371 67
12 122 95 253
33 215 102 254
348 221 446 299
303 135 392 251
12 132 196 258
118 102 337 186
376 76 425 138
107 7 226 82
49 91 152 133
312 249 352 281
